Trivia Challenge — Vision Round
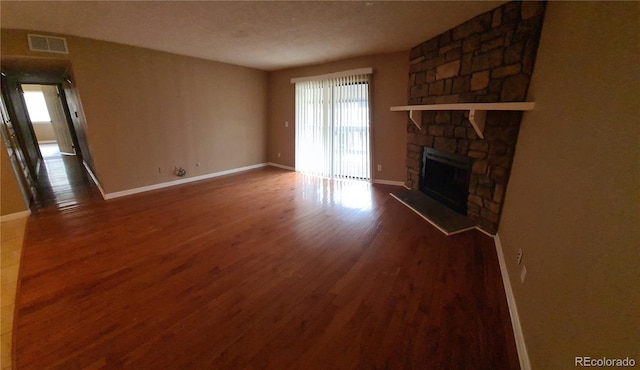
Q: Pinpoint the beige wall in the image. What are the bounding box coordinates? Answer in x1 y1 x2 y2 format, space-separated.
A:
1 140 28 215
268 52 409 182
499 2 639 368
33 123 56 142
1 29 268 194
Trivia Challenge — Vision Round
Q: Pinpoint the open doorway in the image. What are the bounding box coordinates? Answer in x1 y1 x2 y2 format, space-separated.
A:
22 84 76 155
1 70 102 211
20 82 99 210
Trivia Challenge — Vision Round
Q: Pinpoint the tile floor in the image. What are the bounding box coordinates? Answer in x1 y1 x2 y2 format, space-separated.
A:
1 217 27 370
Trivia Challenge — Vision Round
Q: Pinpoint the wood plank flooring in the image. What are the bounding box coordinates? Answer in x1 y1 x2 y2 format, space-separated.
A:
15 168 519 369
30 144 102 212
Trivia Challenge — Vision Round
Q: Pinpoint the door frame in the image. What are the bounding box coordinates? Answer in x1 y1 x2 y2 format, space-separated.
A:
1 71 89 209
14 73 84 162
0 92 35 206
1 75 42 179
23 83 76 155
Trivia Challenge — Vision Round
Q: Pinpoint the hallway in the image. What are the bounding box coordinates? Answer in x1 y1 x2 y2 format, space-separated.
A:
31 143 102 212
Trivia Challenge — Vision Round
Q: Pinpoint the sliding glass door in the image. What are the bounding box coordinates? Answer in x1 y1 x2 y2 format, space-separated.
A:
295 72 371 181
331 79 370 180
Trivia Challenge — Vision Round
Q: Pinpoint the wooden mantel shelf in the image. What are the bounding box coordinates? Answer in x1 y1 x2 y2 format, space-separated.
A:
391 102 535 139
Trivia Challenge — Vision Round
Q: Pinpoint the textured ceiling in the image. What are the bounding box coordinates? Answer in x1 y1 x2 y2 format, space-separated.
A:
0 1 504 71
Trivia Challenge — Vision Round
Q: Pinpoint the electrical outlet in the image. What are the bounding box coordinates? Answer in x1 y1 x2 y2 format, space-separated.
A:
285 121 288 128
520 265 527 283
516 248 523 265
158 167 164 174
377 164 382 171
175 166 186 177
277 152 281 158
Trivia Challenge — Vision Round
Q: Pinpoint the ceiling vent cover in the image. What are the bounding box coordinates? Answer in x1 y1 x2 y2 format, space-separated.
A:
27 34 69 54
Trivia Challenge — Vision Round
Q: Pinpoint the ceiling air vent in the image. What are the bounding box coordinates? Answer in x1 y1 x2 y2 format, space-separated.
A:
27 34 69 54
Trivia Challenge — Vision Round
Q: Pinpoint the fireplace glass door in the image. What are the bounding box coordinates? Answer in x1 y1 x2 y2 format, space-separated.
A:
421 148 473 215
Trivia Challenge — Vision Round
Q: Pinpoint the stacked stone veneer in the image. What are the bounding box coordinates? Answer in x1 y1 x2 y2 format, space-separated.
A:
406 1 546 234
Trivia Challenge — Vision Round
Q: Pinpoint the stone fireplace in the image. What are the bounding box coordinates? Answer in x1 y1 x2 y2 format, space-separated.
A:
405 1 546 234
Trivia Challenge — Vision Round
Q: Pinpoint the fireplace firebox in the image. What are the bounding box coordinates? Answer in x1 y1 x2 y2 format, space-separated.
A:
420 148 473 215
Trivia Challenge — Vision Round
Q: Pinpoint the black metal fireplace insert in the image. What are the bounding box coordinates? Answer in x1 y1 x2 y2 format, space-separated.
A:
420 147 473 215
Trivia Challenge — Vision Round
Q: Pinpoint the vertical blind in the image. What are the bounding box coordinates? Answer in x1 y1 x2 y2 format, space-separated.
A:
294 71 371 180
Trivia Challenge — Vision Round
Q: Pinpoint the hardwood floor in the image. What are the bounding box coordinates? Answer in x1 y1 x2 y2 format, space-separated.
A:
15 168 519 369
30 144 102 212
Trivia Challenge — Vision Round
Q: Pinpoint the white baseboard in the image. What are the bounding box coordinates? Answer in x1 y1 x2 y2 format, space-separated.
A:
104 163 268 200
494 233 530 370
371 179 405 186
82 161 106 199
474 226 496 237
1 209 31 222
267 162 295 171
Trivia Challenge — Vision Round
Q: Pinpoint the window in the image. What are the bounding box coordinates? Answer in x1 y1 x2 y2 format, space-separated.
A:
294 69 372 181
23 90 51 123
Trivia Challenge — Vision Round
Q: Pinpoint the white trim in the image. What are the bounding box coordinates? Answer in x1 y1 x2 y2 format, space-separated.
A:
474 225 496 237
391 102 535 136
371 179 405 186
267 162 295 171
1 210 31 222
104 163 268 200
83 161 106 199
37 140 57 144
291 68 373 84
494 233 531 370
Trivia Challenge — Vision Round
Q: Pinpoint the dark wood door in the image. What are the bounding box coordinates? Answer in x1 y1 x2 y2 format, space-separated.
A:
0 91 35 205
1 75 41 180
